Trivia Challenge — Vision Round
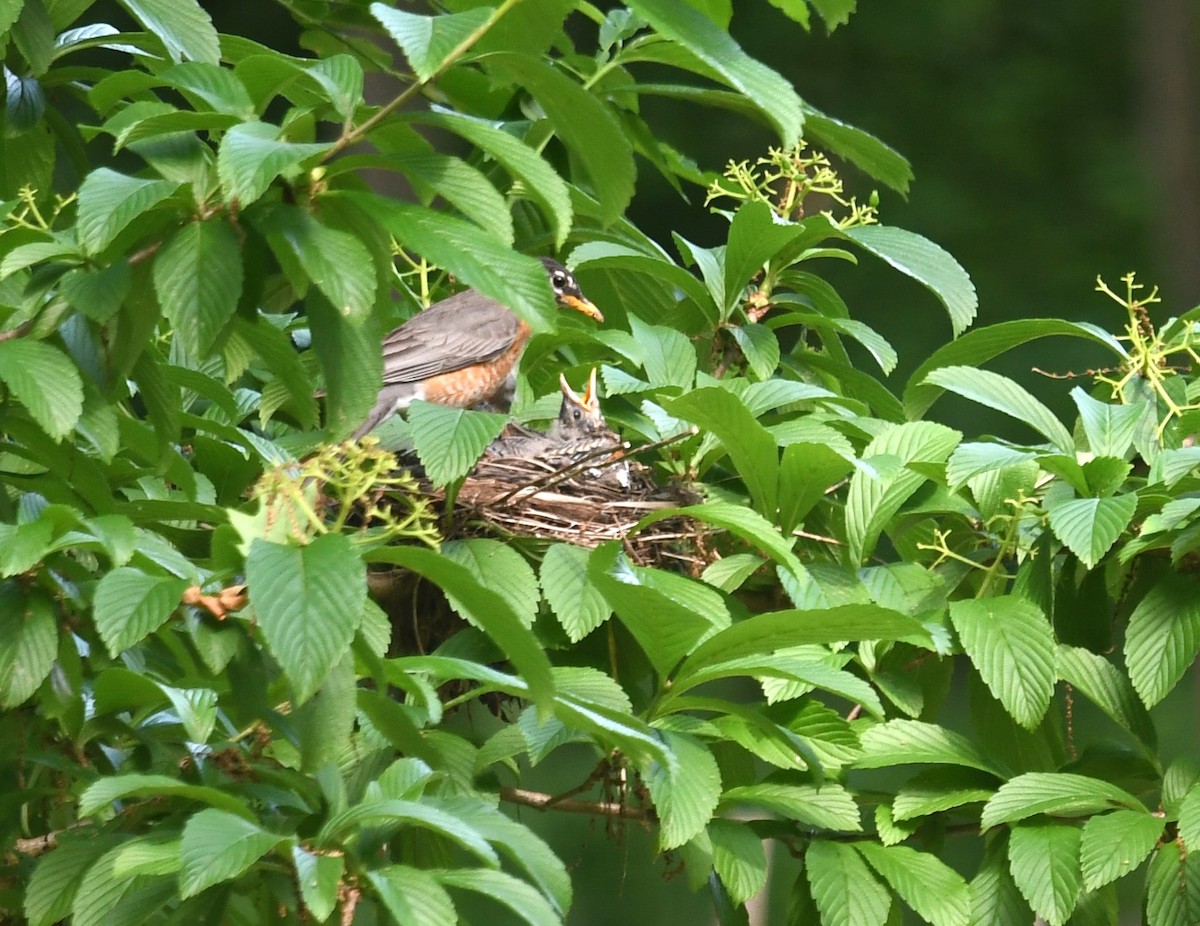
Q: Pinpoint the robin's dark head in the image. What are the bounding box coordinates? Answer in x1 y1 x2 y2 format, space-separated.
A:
540 257 603 322
551 368 608 440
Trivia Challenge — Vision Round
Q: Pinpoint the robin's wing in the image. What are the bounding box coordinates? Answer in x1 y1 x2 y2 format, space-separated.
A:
379 291 524 386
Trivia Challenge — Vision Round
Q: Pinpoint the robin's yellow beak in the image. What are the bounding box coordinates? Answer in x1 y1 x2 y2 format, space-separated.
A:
560 293 604 322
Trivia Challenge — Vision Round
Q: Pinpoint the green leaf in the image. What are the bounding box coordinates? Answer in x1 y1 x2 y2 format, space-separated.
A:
79 773 253 819
179 808 285 898
845 420 961 563
664 387 778 514
408 402 508 487
396 151 514 245
841 224 976 338
855 842 970 926
0 586 56 706
0 338 84 441
806 840 890 926
589 543 727 678
160 61 254 116
778 441 854 533
117 0 219 63
1070 387 1143 458
1079 810 1162 891
981 773 1143 830
949 596 1056 729
675 603 933 688
372 4 488 81
92 567 189 656
891 769 996 822
807 0 857 30
1124 573 1200 708
371 547 555 708
969 837 1029 926
856 720 1003 777
25 835 121 926
152 220 242 354
246 534 367 703
293 847 343 922
722 782 861 831
258 205 377 324
71 844 176 926
946 442 1037 489
491 52 634 224
1008 823 1082 926
644 729 721 849
724 201 808 316
217 122 330 207
923 365 1073 452
1045 493 1136 569
442 539 539 628
709 819 767 906
368 865 456 926
626 0 804 146
1146 841 1200 926
904 318 1123 419
434 868 561 926
539 543 611 641
419 111 572 249
802 105 912 195
307 290 381 437
637 500 802 578
76 168 180 256
1056 645 1155 748
630 313 697 387
1181 786 1200 854
731 322 781 380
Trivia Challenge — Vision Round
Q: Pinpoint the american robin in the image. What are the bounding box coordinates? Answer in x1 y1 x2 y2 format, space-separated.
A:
353 258 603 438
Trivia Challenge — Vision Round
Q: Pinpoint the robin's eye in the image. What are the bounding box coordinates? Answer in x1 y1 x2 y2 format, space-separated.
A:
553 271 568 288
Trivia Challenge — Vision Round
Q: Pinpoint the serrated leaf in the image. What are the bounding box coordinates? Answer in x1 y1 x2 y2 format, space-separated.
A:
179 808 285 898
627 0 804 146
372 547 554 708
152 220 242 354
664 387 778 514
969 837 1029 926
856 720 1003 777
981 773 1143 831
71 844 176 926
259 204 376 323
845 420 961 564
368 865 456 926
160 60 254 116
1071 387 1143 458
637 500 802 578
117 0 218 63
434 868 561 926
491 52 634 224
722 782 861 831
1056 645 1155 748
397 151 514 245
76 168 180 255
246 534 366 704
950 596 1056 729
630 313 696 387
924 365 1073 451
1079 810 1162 891
1008 823 1082 926
891 769 996 821
709 819 767 906
24 835 121 926
842 224 976 337
408 402 508 487
1181 786 1200 854
1146 840 1200 926
802 105 912 195
79 772 252 819
855 842 970 926
806 840 890 926
0 338 83 441
371 4 490 82
946 442 1038 489
723 201 808 316
292 847 343 922
644 729 721 849
0 586 56 706
418 111 572 249
217 121 330 207
731 323 781 380
1123 573 1200 708
442 539 538 628
1045 493 1136 569
540 543 611 641
92 567 189 656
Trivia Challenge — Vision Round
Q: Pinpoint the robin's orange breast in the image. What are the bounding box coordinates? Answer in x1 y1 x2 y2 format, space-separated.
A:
419 322 531 406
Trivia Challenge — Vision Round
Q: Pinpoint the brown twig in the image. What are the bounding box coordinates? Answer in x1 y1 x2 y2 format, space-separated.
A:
499 786 653 821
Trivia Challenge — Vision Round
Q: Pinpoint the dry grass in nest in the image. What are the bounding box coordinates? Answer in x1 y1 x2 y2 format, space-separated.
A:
414 436 709 570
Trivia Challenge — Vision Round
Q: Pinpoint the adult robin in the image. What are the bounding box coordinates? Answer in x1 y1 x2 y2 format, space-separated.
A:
353 258 603 438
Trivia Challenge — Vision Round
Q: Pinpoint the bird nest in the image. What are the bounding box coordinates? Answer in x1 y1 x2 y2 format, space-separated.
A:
421 437 706 570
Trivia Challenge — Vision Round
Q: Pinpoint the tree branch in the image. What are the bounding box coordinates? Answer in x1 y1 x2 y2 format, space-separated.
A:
499 786 653 821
